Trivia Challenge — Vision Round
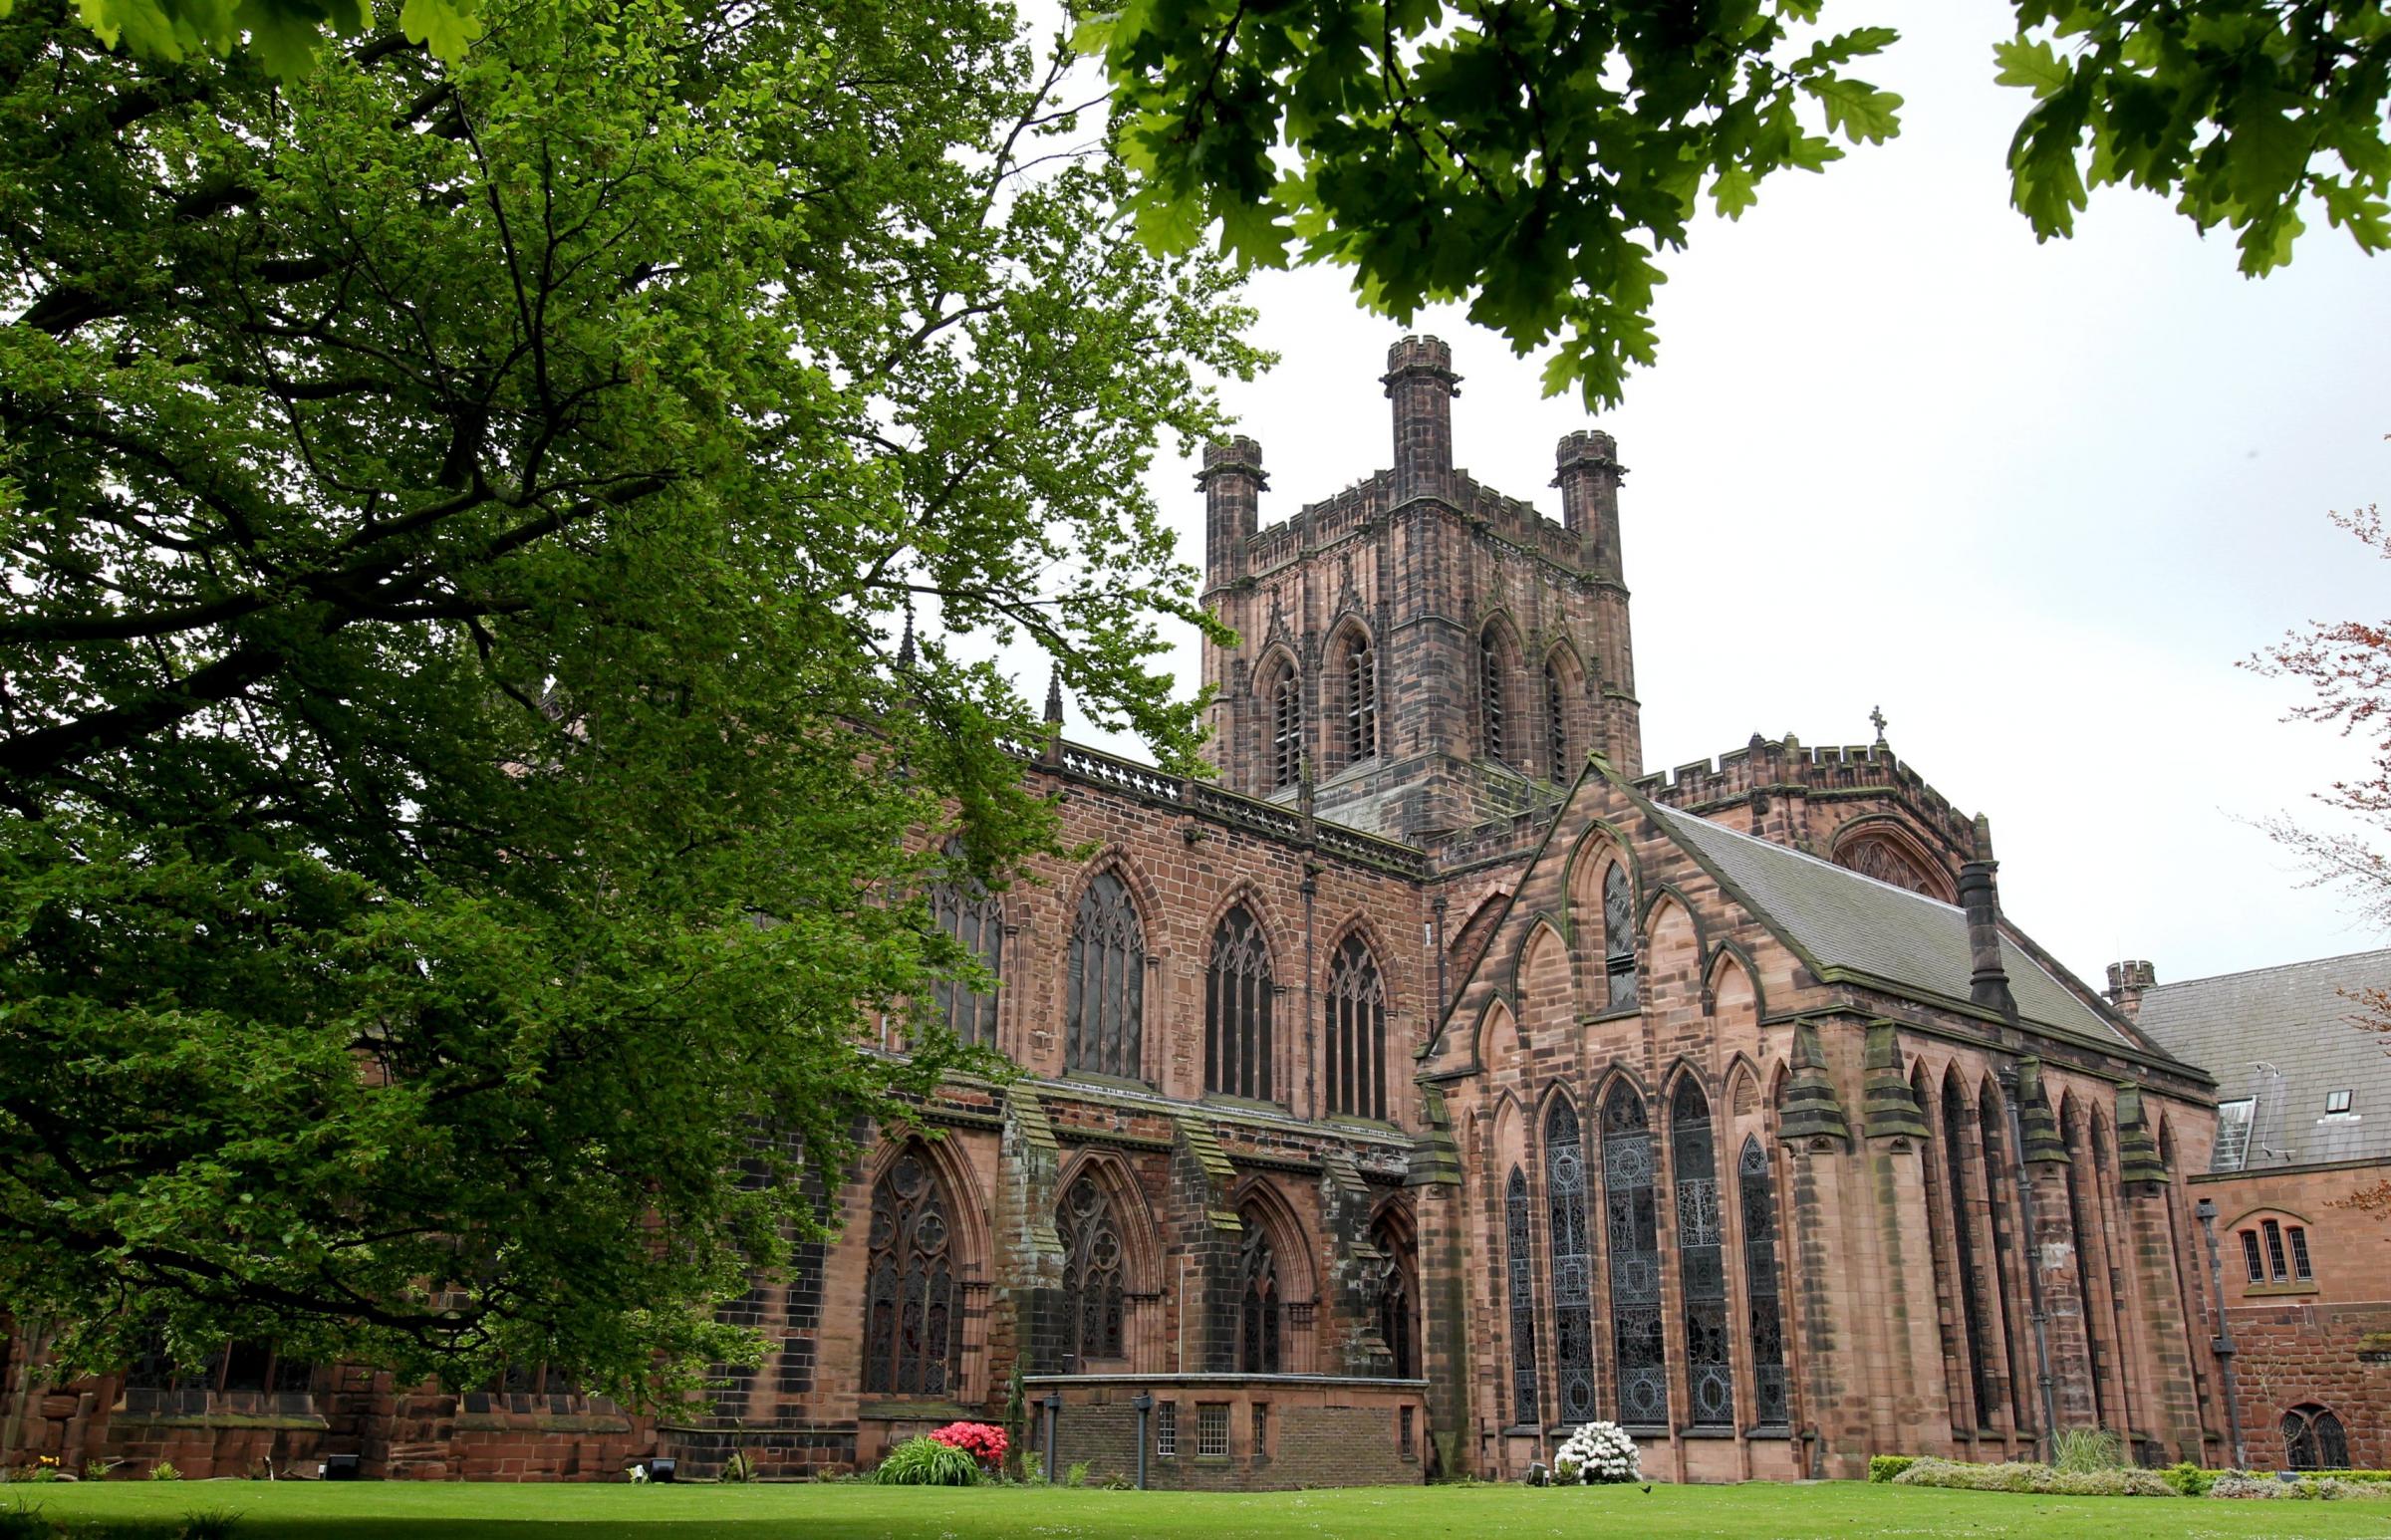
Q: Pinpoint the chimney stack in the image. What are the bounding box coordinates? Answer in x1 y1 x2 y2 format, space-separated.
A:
1197 435 1266 590
1554 429 1626 580
1382 336 1460 500
2105 959 2156 1019
1958 813 2017 1023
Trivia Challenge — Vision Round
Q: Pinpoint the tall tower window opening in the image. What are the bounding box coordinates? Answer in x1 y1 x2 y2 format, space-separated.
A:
1504 1165 1540 1425
1546 660 1569 778
1602 1084 1668 1425
1344 641 1377 765
1065 872 1145 1081
1602 865 1639 1011
1269 670 1303 789
1324 935 1386 1120
1481 632 1507 764
1205 906 1275 1102
1543 1099 1597 1425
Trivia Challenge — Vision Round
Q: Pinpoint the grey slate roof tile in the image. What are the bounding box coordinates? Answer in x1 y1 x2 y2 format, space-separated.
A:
2133 948 2391 1169
1645 802 2130 1046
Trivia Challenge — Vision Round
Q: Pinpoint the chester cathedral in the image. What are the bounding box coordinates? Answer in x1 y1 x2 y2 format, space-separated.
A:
24 336 2376 1486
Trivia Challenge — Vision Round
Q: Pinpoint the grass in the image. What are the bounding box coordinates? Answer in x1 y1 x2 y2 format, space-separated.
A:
8 1480 2391 1540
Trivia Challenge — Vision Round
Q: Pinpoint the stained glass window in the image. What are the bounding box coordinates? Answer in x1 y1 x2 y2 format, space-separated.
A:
1058 1173 1126 1371
1344 639 1377 765
2283 1405 2349 1470
1205 906 1275 1102
1738 1137 1787 1426
1481 631 1507 764
1325 936 1386 1119
1672 1080 1733 1427
1602 1085 1668 1424
1544 1100 1598 1425
1238 1207 1282 1373
1941 1079 1997 1424
1505 1165 1540 1424
1602 865 1638 1011
1270 670 1303 789
1065 872 1144 1080
1546 660 1569 776
863 1147 962 1396
929 851 1002 1047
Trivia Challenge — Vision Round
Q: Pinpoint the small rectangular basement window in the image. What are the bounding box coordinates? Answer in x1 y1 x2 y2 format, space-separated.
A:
1156 1402 1177 1458
1197 1404 1229 1457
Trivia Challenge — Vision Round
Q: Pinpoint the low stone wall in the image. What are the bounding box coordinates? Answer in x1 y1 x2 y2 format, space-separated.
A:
1027 1373 1426 1490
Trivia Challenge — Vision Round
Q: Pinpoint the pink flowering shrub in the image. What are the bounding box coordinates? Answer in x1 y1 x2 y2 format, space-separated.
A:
929 1421 1008 1464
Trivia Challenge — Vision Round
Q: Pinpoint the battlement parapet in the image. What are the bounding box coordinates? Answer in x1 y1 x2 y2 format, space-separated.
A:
1634 735 1978 860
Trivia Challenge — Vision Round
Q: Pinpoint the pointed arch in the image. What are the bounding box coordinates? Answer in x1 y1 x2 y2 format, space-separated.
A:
1914 1056 1970 1435
1708 946 1761 1032
1738 1133 1790 1426
1542 643 1587 782
927 839 1004 1048
1052 1149 1165 1296
1204 902 1277 1102
1600 861 1640 1011
1828 817 1957 903
1938 1067 1998 1428
2058 1092 2117 1432
1643 892 1700 1009
1325 616 1379 772
1065 861 1148 1081
1368 1194 1421 1380
1503 1162 1540 1424
1599 1077 1668 1424
1254 645 1304 791
1475 996 1522 1078
1670 1075 1733 1426
1512 916 1571 1043
1977 1072 2035 1432
861 1138 977 1397
1448 889 1511 997
1325 929 1390 1120
1725 1054 1764 1122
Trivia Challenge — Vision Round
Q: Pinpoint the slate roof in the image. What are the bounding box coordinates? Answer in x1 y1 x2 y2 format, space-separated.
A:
1644 800 2132 1047
2133 948 2391 1170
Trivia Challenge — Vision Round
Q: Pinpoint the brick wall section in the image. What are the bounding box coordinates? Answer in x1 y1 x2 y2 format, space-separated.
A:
1041 1382 1424 1490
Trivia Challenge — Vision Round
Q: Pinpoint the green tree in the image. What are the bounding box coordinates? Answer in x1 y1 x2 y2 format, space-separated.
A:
0 0 1257 1397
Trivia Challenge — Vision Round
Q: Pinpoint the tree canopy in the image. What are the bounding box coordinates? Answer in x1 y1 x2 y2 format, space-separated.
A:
0 0 1256 1396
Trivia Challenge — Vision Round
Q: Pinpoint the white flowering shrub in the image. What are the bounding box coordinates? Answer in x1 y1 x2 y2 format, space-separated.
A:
1553 1421 1641 1484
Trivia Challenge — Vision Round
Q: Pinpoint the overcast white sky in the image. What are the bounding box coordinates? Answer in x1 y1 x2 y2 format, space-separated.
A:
1047 0 2389 995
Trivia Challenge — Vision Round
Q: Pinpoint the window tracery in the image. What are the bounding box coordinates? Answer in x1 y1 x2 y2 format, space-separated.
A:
1738 1136 1788 1426
1066 872 1144 1080
1325 935 1386 1120
1238 1206 1282 1373
1602 865 1639 1011
1058 1173 1127 1371
1372 1212 1417 1380
1941 1078 1998 1425
2283 1404 2349 1470
1205 905 1275 1102
1341 635 1377 766
1505 1164 1540 1424
1602 1085 1668 1425
1544 1099 1598 1425
929 850 1002 1047
1269 665 1303 789
863 1147 963 1396
1672 1080 1732 1427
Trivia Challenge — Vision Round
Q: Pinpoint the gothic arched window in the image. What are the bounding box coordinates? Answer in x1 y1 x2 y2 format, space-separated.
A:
1268 666 1303 790
1602 1084 1668 1424
1205 906 1275 1102
1481 630 1508 764
1979 1083 2034 1432
1738 1136 1788 1426
1504 1164 1540 1424
1672 1080 1732 1427
1066 872 1144 1081
2061 1113 2114 1431
1372 1212 1417 1379
1602 864 1639 1011
1544 1100 1597 1425
1546 659 1569 777
2283 1404 2349 1470
863 1147 964 1396
1237 1206 1281 1373
1941 1078 1997 1425
1058 1173 1126 1371
1324 935 1386 1120
929 854 1002 1047
1340 633 1378 766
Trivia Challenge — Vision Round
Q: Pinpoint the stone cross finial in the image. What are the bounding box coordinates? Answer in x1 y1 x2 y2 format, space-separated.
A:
1868 704 1887 743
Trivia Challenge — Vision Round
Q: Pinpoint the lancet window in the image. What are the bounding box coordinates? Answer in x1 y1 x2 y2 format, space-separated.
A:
1979 1086 2034 1432
1941 1079 1997 1424
1372 1213 1416 1379
1058 1173 1126 1371
1205 906 1275 1102
1546 659 1569 776
1673 1080 1733 1427
863 1148 963 1396
1481 630 1507 764
1603 1085 1668 1424
1342 636 1378 765
1237 1207 1282 1374
1738 1136 1788 1425
1602 865 1639 1011
929 851 1002 1047
1065 872 1144 1080
1505 1165 1540 1424
1544 1099 1598 1425
1269 667 1303 789
1324 936 1386 1120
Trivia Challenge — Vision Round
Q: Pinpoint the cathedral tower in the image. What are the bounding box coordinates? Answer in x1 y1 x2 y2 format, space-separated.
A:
1199 337 1643 843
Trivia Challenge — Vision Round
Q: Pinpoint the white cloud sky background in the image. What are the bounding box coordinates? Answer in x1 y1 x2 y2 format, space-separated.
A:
1041 0 2390 996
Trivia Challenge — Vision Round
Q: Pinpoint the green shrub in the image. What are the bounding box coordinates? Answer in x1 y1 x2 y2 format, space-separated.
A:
1890 1458 2171 1497
2208 1474 2391 1499
177 1508 243 1540
144 1464 179 1484
873 1436 978 1487
2162 1461 2215 1496
2321 1469 2391 1482
1063 1460 1091 1488
0 1499 48 1540
2051 1427 2127 1474
1868 1455 1917 1484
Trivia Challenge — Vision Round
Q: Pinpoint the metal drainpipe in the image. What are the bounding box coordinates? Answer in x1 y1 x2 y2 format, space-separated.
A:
1043 1391 1061 1482
2194 1199 2247 1469
1431 897 1448 1016
1302 871 1317 1119
1997 1067 2060 1460
1133 1392 1154 1490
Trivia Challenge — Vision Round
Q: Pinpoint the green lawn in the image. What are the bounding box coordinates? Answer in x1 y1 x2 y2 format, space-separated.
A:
8 1481 2391 1540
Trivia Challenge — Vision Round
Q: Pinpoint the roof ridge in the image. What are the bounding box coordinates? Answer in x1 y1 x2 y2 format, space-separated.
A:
2146 945 2391 993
